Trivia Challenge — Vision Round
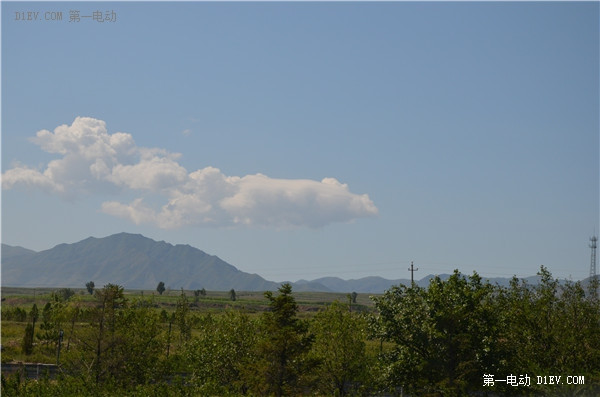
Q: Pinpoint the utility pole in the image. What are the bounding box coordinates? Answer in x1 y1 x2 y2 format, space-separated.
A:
590 235 597 279
408 261 419 287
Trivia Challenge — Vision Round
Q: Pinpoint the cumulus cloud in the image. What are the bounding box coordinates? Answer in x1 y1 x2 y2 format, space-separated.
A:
220 175 378 228
2 166 63 193
3 117 378 228
109 155 188 191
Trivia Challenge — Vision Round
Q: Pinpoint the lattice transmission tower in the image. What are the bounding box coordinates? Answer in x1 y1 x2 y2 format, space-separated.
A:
590 235 598 279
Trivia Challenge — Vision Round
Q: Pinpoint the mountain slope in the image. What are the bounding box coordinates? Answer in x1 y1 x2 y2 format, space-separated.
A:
1 244 37 260
1 233 280 291
1 233 562 293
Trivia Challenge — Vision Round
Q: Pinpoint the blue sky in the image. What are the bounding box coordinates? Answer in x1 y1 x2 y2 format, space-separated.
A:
2 2 598 282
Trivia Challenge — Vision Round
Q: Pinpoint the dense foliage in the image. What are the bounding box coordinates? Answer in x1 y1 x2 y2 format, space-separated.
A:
370 268 600 396
2 269 599 396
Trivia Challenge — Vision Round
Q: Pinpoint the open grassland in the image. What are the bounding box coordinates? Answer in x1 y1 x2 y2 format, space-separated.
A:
1 286 377 364
1 286 376 311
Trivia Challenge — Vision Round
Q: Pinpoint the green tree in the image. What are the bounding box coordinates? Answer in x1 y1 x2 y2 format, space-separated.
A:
229 288 236 301
174 289 191 345
62 289 167 389
54 288 75 301
21 323 34 355
246 283 314 396
498 267 600 394
371 271 504 395
63 301 82 352
159 309 169 323
74 283 128 384
156 281 166 295
85 281 95 295
113 302 166 386
30 303 39 340
309 301 370 396
185 311 258 394
554 278 600 377
37 299 66 353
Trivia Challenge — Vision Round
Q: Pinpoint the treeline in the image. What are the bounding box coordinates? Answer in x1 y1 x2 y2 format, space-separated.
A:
2 267 599 396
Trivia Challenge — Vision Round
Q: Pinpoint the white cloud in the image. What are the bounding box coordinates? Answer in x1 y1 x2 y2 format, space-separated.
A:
220 175 378 228
109 156 188 191
2 166 63 193
3 117 378 228
3 117 137 197
101 198 157 225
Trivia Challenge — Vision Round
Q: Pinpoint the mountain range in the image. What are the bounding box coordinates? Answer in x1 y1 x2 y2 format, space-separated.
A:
0 232 578 293
1 233 280 291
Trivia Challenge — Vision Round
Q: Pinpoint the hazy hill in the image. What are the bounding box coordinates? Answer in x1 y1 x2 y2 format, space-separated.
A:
306 276 411 293
301 273 553 293
1 244 36 260
1 233 282 291
1 233 571 293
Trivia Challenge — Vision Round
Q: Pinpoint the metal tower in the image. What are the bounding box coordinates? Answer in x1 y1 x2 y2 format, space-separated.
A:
590 235 598 279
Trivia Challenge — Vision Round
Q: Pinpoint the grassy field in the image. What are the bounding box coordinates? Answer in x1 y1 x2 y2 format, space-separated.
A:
1 286 377 311
1 286 379 364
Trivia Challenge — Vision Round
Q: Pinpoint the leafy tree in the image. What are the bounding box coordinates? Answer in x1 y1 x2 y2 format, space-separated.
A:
229 288 236 301
75 283 128 384
61 287 167 389
159 309 169 323
41 301 52 322
85 281 95 295
64 303 81 352
246 283 314 396
174 289 191 344
54 288 75 301
166 312 175 359
498 267 600 394
112 302 166 386
185 311 258 394
193 288 207 304
4 307 27 322
309 301 370 396
371 271 504 395
553 278 600 377
37 298 66 353
156 281 166 295
30 303 39 337
21 323 34 355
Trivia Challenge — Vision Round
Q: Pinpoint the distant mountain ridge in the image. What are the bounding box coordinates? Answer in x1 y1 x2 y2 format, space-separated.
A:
0 233 577 293
1 244 36 261
301 274 547 292
1 233 281 291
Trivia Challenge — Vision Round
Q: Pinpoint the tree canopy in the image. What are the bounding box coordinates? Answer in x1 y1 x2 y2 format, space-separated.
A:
3 269 599 396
